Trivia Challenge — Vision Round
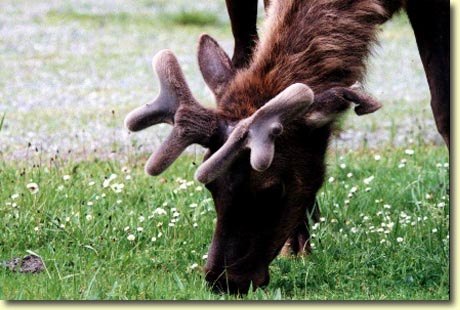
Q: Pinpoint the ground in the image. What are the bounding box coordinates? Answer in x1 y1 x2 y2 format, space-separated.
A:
0 0 450 301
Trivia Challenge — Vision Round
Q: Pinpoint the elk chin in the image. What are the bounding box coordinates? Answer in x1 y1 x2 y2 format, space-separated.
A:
204 262 270 295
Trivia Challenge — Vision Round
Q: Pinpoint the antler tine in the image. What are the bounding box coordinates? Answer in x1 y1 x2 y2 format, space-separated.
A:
195 83 314 184
125 50 221 176
124 50 194 132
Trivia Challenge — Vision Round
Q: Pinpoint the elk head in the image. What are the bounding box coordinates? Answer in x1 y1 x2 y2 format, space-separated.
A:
124 35 381 295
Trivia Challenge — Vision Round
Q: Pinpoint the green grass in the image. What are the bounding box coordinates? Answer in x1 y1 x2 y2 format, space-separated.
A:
0 144 449 300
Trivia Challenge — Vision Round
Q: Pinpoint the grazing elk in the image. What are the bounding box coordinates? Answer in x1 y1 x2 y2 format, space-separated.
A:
125 0 449 294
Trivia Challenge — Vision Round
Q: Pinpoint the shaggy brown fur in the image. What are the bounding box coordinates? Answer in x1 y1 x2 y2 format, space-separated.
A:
219 0 400 121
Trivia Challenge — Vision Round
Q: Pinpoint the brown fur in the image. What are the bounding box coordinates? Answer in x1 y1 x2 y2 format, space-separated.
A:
218 0 399 121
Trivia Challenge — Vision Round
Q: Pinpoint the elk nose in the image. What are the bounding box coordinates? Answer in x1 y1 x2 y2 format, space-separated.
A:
204 266 270 295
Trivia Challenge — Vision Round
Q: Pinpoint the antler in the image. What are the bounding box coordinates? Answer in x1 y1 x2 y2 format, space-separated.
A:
195 83 314 184
124 50 221 176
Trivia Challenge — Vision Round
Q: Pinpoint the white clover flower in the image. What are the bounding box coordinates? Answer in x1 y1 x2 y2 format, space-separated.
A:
350 186 358 193
328 176 335 183
195 186 203 192
437 202 446 208
127 234 135 241
396 237 404 243
339 163 347 169
34 226 40 232
86 214 93 221
202 254 208 260
111 183 125 193
122 166 131 174
11 193 20 200
193 223 198 228
87 201 93 206
88 180 96 186
137 227 143 232
330 219 338 223
189 203 198 208
26 182 39 194
398 163 405 168
350 227 359 233
404 149 415 155
374 154 381 161
63 175 71 181
172 211 180 218
432 228 438 233
151 237 157 242
380 239 386 244
347 172 353 178
157 232 163 238
365 187 371 192
153 208 167 216
189 263 199 270
103 174 117 188
312 223 320 230
116 199 122 204
319 217 326 222
363 176 374 185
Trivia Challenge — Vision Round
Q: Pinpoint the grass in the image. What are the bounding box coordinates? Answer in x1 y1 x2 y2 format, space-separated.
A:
0 144 449 300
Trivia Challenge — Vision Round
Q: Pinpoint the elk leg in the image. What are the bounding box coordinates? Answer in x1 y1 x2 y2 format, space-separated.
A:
281 199 320 256
225 0 259 69
405 0 450 149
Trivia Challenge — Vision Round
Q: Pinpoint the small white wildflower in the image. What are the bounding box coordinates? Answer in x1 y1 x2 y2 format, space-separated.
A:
350 227 359 233
122 166 131 174
350 186 358 193
202 254 208 260
124 226 130 232
60 224 65 229
432 228 438 233
398 163 406 168
111 183 125 193
193 222 198 228
137 227 143 232
125 175 132 181
189 263 199 270
443 162 449 168
86 214 93 221
437 202 446 208
168 223 175 227
347 172 353 178
116 199 122 204
88 181 96 186
157 232 163 238
11 193 20 200
383 204 392 209
319 217 326 222
127 234 135 241
26 182 39 194
103 174 117 188
138 215 145 222
157 222 163 227
374 154 381 161
87 201 93 206
365 187 371 192
425 193 433 200
404 149 415 155
344 199 350 205
151 237 157 242
63 175 71 181
172 211 180 218
195 186 203 192
363 176 374 185
153 208 167 216
396 237 404 243
101 193 106 198
339 163 347 169
312 223 320 230
330 219 338 223
189 203 198 208
328 176 335 183
34 226 39 232
380 239 386 244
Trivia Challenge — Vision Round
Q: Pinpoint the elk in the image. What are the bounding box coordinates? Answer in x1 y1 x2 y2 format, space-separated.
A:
125 0 449 294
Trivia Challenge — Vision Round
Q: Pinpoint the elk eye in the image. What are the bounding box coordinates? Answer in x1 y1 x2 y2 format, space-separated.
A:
257 181 285 200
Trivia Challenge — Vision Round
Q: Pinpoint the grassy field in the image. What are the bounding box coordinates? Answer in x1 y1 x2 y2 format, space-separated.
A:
0 145 449 300
0 0 450 301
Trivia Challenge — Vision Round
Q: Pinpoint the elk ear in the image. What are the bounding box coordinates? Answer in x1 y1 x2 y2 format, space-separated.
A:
305 85 382 127
198 34 235 99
